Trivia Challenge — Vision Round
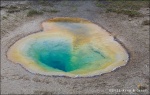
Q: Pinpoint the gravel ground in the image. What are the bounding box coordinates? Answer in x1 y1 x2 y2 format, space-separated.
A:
1 1 149 94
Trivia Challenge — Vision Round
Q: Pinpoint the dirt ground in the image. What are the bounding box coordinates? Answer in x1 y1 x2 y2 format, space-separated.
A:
1 1 149 94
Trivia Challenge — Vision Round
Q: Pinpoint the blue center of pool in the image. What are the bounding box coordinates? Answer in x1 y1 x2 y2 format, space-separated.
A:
25 38 105 72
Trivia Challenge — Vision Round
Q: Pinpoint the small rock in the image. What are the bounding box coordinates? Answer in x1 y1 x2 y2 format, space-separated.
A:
128 18 132 21
138 84 147 90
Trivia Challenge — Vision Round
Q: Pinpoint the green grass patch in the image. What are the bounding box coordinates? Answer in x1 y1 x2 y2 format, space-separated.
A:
27 10 43 17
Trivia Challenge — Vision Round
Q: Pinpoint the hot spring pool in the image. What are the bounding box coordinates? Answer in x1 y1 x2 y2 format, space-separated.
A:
7 17 129 77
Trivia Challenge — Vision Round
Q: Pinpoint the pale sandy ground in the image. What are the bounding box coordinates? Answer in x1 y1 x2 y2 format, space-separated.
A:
1 1 149 95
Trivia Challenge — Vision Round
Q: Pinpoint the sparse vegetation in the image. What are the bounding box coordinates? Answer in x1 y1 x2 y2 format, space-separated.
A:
50 9 60 13
27 10 43 17
96 1 149 10
106 8 142 17
32 77 41 82
7 6 20 13
0 6 6 9
62 0 68 6
72 6 77 12
107 1 148 10
42 8 59 13
142 20 150 25
6 5 29 13
38 0 53 6
2 16 7 20
96 0 149 17
9 5 18 10
96 2 105 7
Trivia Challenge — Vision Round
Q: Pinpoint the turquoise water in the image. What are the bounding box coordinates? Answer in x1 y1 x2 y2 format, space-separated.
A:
24 38 106 72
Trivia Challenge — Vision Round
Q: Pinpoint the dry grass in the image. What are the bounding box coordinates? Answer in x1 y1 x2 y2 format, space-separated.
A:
49 9 60 13
27 10 43 17
96 0 149 17
6 5 29 13
7 6 20 13
38 0 54 7
42 8 60 13
142 20 150 25
106 8 143 17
